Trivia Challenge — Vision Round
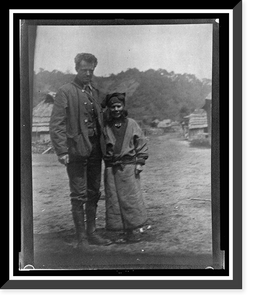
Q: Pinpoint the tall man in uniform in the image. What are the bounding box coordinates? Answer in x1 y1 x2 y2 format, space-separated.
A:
50 53 111 249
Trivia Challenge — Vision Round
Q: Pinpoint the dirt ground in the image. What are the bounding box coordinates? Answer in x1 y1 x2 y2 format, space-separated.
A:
32 133 212 270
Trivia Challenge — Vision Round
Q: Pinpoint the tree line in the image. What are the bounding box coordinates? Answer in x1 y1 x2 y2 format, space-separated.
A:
33 68 211 123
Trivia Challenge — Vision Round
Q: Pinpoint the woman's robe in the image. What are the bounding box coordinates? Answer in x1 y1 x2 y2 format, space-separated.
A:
103 118 148 231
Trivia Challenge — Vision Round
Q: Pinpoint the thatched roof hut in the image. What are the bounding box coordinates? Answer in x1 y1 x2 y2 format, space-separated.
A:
157 119 171 128
182 93 212 143
32 92 55 142
188 109 208 130
186 108 208 141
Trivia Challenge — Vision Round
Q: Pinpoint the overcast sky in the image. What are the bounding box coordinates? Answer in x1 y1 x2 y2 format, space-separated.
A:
34 24 213 80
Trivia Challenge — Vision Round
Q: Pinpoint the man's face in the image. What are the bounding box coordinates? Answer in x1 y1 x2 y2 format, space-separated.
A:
76 60 95 84
109 102 124 119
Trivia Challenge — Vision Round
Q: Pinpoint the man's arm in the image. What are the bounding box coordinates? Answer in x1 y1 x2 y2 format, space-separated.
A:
49 89 69 158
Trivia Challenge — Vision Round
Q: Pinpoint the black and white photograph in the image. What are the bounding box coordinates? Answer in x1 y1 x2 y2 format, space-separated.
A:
27 20 216 271
6 6 243 290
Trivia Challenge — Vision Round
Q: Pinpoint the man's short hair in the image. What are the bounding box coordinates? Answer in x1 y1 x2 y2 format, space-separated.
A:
74 53 98 71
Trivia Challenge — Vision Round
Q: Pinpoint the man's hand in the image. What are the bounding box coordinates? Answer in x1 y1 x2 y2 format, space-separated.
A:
135 164 143 175
58 154 69 165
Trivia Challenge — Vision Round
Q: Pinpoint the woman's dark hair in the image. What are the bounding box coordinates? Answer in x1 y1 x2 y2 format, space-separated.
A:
74 53 98 71
102 92 126 108
102 92 128 125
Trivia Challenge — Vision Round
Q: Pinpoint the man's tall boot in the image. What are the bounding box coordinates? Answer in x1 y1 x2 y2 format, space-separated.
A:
85 202 112 246
72 205 89 250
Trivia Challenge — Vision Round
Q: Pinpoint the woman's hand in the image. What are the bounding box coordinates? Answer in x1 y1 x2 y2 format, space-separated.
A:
58 154 69 166
135 164 143 175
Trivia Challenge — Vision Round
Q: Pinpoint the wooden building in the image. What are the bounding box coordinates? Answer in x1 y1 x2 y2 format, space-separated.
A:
188 108 208 140
32 92 55 143
187 92 212 143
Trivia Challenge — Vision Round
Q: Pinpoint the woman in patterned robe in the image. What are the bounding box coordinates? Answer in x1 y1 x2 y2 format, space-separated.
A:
103 93 149 243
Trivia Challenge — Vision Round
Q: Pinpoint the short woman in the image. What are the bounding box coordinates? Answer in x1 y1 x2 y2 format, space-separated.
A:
103 92 148 243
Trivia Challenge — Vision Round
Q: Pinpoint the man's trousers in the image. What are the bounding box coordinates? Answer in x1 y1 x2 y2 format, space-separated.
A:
66 135 102 211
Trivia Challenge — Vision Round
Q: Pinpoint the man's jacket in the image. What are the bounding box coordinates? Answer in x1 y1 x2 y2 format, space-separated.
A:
50 78 105 157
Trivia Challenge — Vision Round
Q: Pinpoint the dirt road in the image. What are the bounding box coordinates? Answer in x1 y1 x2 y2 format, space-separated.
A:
32 133 212 269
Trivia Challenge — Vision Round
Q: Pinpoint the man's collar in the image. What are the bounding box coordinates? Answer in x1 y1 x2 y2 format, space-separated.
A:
86 83 93 90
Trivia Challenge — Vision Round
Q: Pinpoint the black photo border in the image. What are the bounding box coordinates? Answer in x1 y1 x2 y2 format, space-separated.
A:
5 3 242 289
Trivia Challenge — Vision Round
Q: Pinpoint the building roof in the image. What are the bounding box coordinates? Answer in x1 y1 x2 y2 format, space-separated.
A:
32 92 55 130
188 109 208 129
206 92 212 100
32 125 50 133
202 93 212 111
157 119 171 128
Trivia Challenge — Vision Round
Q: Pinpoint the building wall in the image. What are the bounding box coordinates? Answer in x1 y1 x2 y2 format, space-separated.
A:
188 128 206 140
32 132 51 143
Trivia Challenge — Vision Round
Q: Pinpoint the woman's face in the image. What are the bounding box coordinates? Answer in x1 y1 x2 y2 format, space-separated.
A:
109 102 124 119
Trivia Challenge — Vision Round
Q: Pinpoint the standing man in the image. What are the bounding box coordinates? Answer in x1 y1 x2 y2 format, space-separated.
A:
50 53 111 249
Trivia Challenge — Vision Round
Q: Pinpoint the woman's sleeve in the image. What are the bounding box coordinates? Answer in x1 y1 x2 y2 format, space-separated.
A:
133 122 149 165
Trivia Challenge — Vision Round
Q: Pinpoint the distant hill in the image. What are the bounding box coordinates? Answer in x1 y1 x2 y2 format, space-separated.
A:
33 68 211 123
